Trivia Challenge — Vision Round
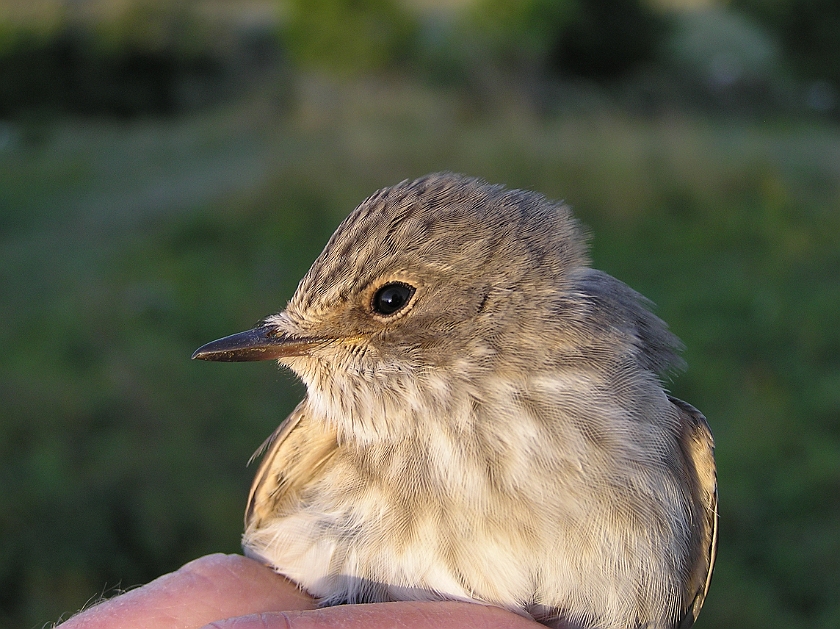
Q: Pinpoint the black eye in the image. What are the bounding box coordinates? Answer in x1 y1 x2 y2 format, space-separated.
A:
372 282 415 316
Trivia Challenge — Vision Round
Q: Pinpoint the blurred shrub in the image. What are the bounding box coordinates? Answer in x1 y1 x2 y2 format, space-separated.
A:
0 1 283 118
668 8 779 88
664 6 783 112
468 0 578 70
468 0 668 80
546 0 667 79
730 0 840 87
284 0 417 74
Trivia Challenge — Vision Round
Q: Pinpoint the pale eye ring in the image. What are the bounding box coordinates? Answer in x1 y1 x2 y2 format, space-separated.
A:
372 282 415 316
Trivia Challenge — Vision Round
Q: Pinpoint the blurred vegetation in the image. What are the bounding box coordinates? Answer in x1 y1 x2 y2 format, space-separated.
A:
284 0 417 74
545 0 667 79
0 1 839 629
467 0 579 70
463 0 664 79
730 0 840 87
664 6 781 113
0 0 284 117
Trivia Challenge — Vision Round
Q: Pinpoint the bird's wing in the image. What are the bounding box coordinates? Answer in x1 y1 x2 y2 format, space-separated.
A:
245 399 339 529
670 396 718 629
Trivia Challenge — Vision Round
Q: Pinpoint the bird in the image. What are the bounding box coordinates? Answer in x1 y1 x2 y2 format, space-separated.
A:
192 173 717 629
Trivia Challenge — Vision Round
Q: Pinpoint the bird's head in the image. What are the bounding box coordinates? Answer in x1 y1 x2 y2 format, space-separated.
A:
193 173 680 441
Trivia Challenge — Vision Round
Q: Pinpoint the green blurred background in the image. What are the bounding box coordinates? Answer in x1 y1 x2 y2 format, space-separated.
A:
0 0 838 627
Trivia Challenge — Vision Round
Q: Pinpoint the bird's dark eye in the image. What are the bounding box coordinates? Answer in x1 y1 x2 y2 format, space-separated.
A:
372 282 415 316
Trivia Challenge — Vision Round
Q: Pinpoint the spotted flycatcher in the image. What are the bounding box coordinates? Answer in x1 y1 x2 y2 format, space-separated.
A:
193 173 717 629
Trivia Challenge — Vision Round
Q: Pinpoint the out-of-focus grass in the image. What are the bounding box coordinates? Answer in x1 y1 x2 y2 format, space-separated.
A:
1 77 839 628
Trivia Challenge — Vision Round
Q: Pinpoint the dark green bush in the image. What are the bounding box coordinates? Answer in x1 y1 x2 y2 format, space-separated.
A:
730 0 840 86
469 0 578 69
0 2 282 118
662 7 784 114
469 0 668 80
284 0 417 74
547 0 668 79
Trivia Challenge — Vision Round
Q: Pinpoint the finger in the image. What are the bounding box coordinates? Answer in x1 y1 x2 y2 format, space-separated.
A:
202 601 542 629
60 554 316 629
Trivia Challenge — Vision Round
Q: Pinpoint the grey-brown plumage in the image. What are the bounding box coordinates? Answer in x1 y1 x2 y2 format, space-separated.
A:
193 173 717 629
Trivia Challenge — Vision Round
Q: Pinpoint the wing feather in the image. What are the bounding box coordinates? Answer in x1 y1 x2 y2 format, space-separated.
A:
245 399 339 529
670 396 718 629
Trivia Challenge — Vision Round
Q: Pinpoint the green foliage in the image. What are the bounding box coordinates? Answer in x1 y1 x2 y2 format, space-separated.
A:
469 0 578 67
730 0 840 85
663 6 783 113
667 7 779 84
467 0 668 79
546 0 668 79
92 1 212 58
1 79 839 628
284 0 417 74
0 1 281 117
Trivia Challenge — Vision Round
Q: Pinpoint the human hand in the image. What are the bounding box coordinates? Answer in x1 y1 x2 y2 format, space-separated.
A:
58 554 541 629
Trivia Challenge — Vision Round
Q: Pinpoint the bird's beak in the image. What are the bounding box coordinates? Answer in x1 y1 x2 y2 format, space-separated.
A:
191 323 323 362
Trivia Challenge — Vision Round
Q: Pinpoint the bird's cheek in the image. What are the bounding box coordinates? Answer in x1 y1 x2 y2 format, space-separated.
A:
279 354 327 385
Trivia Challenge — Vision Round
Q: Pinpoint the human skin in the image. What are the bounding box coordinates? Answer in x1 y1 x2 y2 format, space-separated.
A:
58 554 541 629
